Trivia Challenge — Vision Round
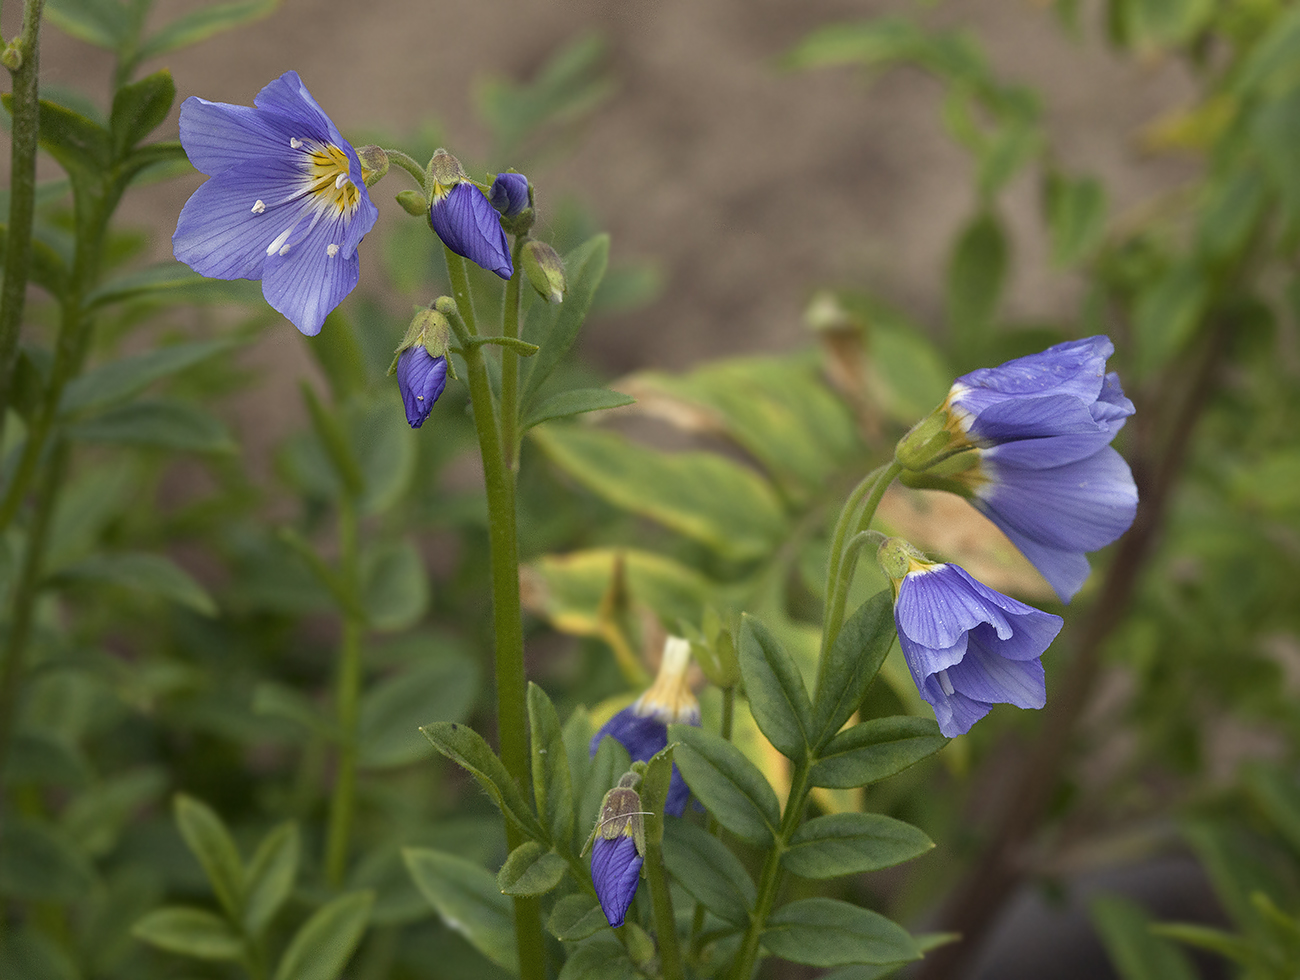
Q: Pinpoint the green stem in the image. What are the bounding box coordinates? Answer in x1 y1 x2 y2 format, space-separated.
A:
325 495 363 888
643 835 684 980
0 0 46 421
443 246 546 980
382 148 429 191
689 684 736 958
501 237 525 471
729 761 811 980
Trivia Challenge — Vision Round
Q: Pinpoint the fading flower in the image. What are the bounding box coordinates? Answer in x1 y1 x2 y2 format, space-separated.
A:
880 538 1063 738
897 336 1138 602
427 151 512 279
173 71 378 337
590 636 700 817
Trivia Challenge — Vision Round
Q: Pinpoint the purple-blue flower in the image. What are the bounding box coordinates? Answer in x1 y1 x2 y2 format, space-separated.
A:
897 336 1138 602
426 150 513 279
591 835 642 927
173 71 379 337
396 347 448 429
590 637 700 817
880 539 1063 737
489 172 530 217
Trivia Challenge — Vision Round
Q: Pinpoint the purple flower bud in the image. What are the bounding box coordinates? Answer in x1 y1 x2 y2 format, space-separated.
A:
395 347 448 429
591 835 642 928
429 182 513 280
489 172 530 217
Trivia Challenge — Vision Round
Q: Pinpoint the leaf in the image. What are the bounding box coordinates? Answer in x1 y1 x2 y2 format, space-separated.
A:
403 848 517 973
55 552 217 616
528 683 575 846
0 819 96 901
783 813 933 879
419 722 547 841
33 97 113 184
243 823 299 936
254 682 334 740
109 69 175 159
556 936 640 980
1147 923 1258 965
1090 895 1199 980
523 388 635 431
532 426 786 562
521 235 609 405
946 210 1007 346
496 842 568 897
131 907 244 961
661 819 754 927
1045 172 1107 267
811 591 896 749
1133 262 1208 377
174 794 244 920
809 716 946 789
668 724 779 846
361 540 429 632
359 658 479 769
72 399 237 454
84 262 264 309
547 894 608 941
137 0 278 61
763 898 920 967
272 890 374 980
44 0 131 51
738 613 813 761
60 338 239 416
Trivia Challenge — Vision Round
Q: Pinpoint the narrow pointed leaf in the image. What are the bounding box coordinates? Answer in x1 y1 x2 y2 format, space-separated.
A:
528 683 575 845
783 813 933 879
662 819 754 927
174 795 243 920
739 613 812 761
763 898 920 966
419 722 546 841
242 822 299 936
403 848 516 973
271 890 374 980
669 724 779 846
497 841 567 897
810 716 946 789
812 591 896 748
132 907 244 961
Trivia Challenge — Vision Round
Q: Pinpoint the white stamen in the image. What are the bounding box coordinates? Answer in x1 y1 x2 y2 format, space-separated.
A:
326 243 339 257
278 243 291 256
416 395 424 401
335 173 349 189
251 199 266 214
289 137 303 149
937 670 955 697
266 227 293 256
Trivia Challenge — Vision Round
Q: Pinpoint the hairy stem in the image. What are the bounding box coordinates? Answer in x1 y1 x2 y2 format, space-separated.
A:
501 237 525 470
325 495 363 887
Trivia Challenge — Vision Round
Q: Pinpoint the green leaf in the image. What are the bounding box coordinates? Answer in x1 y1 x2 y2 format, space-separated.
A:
55 552 217 616
272 890 374 980
4 732 91 787
763 898 920 967
254 682 335 740
44 0 131 51
242 822 299 936
131 907 244 961
523 388 635 431
350 395 418 516
528 683 575 846
84 262 264 309
1090 895 1199 980
1244 764 1300 857
738 614 813 761
361 540 429 632
359 658 479 770
812 592 896 749
521 235 609 405
403 848 516 973
662 819 754 927
1133 262 1208 377
810 716 946 789
669 724 779 846
174 794 244 920
556 936 640 980
1147 923 1258 965
60 338 239 416
62 767 166 857
1045 172 1107 267
532 426 786 562
0 927 80 980
496 842 568 897
109 69 175 159
783 813 933 879
580 735 632 847
639 742 676 847
0 819 96 901
32 97 113 184
547 894 608 941
72 399 237 454
137 0 278 61
946 210 1007 346
419 722 547 841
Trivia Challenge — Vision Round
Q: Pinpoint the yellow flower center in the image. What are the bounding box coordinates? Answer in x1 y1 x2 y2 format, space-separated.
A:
301 140 361 216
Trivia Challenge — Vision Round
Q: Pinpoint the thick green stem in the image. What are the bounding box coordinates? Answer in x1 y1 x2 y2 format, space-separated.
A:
0 0 46 420
382 148 429 190
443 247 546 980
325 496 363 887
643 835 684 980
500 237 525 470
729 761 811 980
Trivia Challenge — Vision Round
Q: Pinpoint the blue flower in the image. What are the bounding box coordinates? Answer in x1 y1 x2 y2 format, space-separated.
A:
173 71 379 337
489 172 530 217
427 151 512 279
590 637 700 818
591 836 643 928
880 539 1063 737
396 347 448 429
897 336 1138 602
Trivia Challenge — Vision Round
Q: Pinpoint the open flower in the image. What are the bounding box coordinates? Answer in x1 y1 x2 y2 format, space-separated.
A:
590 636 700 817
173 71 379 336
395 347 448 429
897 336 1137 602
427 151 512 279
582 774 646 928
880 538 1063 737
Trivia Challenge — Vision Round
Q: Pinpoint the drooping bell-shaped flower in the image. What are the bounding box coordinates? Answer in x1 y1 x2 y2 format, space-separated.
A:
590 636 700 817
879 538 1064 738
173 71 379 337
427 151 513 279
896 336 1138 602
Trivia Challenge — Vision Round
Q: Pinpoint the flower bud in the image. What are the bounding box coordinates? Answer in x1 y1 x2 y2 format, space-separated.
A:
355 144 389 187
395 190 428 216
582 772 647 928
428 150 513 279
389 308 454 429
489 172 530 217
521 240 566 304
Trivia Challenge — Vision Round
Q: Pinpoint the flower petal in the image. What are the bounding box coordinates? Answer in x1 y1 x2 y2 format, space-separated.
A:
260 208 361 336
396 349 448 428
949 633 1047 709
591 835 642 928
430 183 513 279
919 681 990 738
895 564 1015 649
